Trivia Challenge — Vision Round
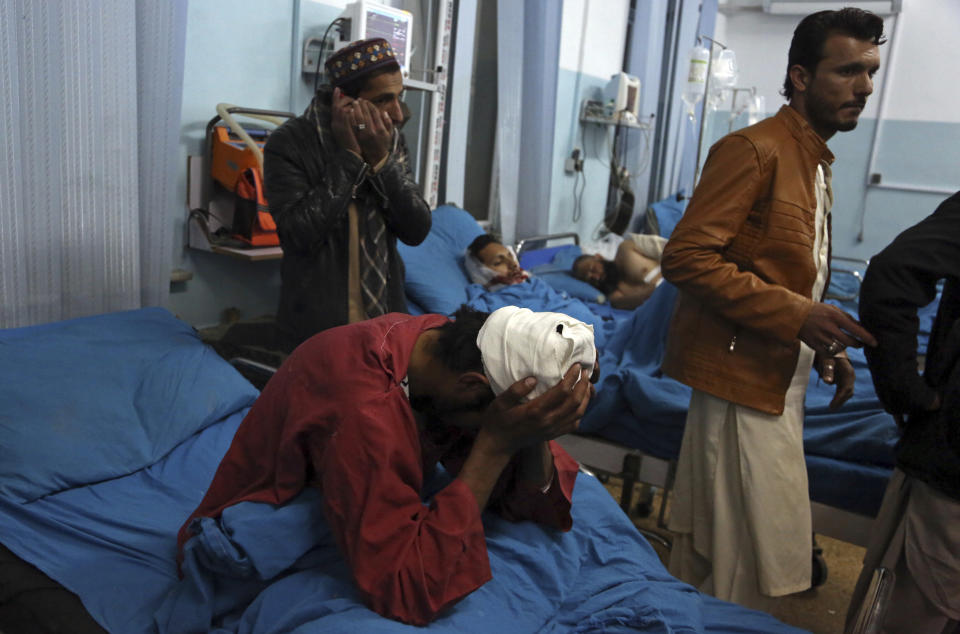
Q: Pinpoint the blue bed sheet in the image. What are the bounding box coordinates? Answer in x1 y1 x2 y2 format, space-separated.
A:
0 417 807 634
0 308 808 633
0 307 258 503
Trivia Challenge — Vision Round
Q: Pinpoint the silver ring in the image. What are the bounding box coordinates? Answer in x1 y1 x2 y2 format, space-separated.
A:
826 340 842 355
356 123 366 131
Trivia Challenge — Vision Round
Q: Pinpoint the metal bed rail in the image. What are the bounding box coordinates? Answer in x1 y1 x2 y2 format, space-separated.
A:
515 232 580 262
827 255 870 302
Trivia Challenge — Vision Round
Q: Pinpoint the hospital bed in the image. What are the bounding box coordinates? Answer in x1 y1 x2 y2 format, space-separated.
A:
398 204 906 571
0 307 808 633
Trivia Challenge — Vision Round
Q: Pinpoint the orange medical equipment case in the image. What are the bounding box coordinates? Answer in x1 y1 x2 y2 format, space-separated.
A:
204 105 294 247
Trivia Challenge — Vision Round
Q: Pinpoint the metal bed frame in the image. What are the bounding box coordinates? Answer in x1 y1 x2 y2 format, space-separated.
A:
515 232 580 262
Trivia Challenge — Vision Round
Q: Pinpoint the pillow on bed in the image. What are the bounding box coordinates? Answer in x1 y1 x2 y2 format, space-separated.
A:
398 205 485 315
526 245 606 304
544 243 583 271
0 307 259 503
646 194 688 238
535 271 607 304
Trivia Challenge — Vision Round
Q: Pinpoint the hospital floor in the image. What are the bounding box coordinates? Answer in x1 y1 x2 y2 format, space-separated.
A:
600 479 866 634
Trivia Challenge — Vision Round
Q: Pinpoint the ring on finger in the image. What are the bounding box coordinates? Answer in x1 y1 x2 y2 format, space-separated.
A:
356 123 366 131
826 340 843 355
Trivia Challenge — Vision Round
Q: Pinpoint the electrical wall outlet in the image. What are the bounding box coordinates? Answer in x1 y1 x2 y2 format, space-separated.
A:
564 148 583 174
302 37 323 75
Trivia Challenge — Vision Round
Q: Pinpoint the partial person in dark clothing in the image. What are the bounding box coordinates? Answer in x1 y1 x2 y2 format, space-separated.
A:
264 38 431 351
846 191 960 634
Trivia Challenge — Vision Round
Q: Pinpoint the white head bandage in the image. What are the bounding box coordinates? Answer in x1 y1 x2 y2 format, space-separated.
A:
463 246 529 291
476 306 596 401
463 249 497 286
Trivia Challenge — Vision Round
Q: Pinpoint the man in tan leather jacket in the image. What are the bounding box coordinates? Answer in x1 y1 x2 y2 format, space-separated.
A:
661 8 882 611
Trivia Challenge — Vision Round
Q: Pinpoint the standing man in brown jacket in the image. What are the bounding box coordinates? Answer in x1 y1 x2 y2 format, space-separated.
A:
660 9 882 611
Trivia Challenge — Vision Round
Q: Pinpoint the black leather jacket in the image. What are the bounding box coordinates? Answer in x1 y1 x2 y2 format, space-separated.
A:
859 191 960 500
264 86 431 350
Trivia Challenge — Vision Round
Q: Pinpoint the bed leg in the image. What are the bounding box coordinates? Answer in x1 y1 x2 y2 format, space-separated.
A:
656 461 677 531
619 454 641 513
811 534 829 587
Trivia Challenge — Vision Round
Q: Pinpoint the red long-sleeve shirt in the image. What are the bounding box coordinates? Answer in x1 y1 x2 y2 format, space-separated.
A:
177 313 578 625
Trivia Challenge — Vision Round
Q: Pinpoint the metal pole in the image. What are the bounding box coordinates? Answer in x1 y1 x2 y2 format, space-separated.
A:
693 35 726 189
423 0 454 208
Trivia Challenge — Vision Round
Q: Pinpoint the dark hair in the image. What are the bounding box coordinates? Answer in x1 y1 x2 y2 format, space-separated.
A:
571 254 594 279
782 8 886 99
337 61 402 98
467 234 501 260
433 306 490 373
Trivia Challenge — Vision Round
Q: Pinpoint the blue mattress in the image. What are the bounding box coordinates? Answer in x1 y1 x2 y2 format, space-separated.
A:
0 308 807 633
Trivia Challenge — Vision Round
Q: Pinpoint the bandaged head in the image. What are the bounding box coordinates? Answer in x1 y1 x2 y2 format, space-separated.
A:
464 240 528 291
476 306 596 401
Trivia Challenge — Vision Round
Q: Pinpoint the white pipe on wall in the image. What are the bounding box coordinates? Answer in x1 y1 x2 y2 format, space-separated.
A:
289 0 302 113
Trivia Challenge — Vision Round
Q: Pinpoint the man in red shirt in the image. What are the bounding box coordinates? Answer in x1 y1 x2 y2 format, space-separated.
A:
177 308 592 625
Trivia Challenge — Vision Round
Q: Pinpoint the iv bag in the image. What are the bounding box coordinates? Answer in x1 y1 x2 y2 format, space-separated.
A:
712 48 738 90
705 48 738 112
681 45 710 120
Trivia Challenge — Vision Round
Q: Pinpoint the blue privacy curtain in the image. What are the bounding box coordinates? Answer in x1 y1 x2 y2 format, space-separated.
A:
0 0 187 328
490 0 562 245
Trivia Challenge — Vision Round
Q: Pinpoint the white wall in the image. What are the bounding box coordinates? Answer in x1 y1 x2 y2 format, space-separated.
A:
713 9 895 120
875 1 960 123
558 0 631 76
169 0 366 328
712 2 960 261
549 0 631 240
713 1 960 122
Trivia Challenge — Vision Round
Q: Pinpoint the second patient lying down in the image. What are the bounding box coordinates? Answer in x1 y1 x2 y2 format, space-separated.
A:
572 233 668 310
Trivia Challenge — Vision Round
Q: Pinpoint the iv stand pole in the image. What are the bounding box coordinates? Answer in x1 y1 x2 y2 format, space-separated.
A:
692 35 727 189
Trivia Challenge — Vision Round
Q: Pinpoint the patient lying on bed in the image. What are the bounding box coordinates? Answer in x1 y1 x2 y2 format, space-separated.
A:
572 233 668 310
177 307 597 626
464 234 530 290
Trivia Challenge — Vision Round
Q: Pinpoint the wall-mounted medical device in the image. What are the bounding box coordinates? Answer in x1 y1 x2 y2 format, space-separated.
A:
334 0 414 77
603 72 641 124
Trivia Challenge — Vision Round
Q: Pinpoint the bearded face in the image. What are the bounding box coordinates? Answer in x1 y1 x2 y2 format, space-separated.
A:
597 258 621 296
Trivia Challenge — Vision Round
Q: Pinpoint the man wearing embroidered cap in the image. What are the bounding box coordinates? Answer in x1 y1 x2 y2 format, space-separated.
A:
178 308 597 625
264 37 431 352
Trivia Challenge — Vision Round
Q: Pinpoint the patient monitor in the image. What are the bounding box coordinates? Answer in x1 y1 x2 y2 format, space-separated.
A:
336 0 414 77
604 72 641 123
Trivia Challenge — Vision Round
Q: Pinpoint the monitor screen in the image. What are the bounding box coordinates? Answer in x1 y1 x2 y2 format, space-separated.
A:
626 84 638 113
365 8 409 69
